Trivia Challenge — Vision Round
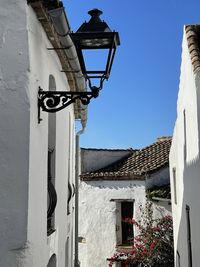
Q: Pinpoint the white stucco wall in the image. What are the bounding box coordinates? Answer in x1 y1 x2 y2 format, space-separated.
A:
27 6 75 267
79 180 145 267
170 27 200 267
79 179 171 267
79 179 146 267
80 145 172 267
0 1 30 266
0 3 76 267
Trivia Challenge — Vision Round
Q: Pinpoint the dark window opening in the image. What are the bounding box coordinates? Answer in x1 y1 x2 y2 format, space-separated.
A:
67 113 72 215
186 205 192 267
67 182 72 215
47 75 57 236
121 202 133 245
47 149 57 235
47 254 56 267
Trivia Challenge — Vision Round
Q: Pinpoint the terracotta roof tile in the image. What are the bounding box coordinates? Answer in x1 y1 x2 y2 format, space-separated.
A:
81 137 171 181
186 25 200 73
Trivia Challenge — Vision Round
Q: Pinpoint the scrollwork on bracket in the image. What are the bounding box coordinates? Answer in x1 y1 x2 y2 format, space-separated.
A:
38 86 99 123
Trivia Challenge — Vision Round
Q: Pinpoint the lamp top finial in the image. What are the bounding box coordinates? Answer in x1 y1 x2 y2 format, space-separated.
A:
88 9 103 18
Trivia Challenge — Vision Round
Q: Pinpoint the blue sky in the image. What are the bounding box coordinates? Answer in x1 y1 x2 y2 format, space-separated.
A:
64 0 200 149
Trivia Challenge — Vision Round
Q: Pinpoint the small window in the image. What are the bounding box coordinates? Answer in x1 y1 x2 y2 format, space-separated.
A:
186 205 192 267
113 199 134 246
67 113 72 215
67 182 72 215
121 202 134 244
47 75 57 235
47 149 57 235
173 168 177 204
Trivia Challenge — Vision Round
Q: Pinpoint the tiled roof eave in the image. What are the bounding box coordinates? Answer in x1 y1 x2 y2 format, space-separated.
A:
80 138 171 181
80 163 169 181
80 172 145 181
29 1 84 120
186 25 200 73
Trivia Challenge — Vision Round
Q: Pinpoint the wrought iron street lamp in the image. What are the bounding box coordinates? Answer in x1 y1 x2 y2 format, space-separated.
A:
38 8 120 123
70 8 120 89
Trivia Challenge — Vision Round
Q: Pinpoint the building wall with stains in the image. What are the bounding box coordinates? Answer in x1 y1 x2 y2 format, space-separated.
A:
0 2 75 266
79 178 171 267
79 179 146 267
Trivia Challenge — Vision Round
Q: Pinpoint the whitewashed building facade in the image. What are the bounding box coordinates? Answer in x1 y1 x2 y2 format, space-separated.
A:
79 137 172 267
0 1 87 266
170 25 200 267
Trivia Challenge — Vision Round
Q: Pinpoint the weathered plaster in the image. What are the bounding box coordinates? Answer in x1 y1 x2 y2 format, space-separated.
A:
79 180 146 267
79 178 170 267
0 2 76 266
0 1 30 266
79 145 171 267
27 6 75 267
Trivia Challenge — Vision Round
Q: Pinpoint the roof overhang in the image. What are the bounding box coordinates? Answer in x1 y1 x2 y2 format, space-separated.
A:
28 1 87 126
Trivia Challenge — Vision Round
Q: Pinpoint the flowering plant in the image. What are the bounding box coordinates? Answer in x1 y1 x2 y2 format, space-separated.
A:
108 202 174 267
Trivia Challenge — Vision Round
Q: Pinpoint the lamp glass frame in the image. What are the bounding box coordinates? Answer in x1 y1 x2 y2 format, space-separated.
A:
70 31 120 80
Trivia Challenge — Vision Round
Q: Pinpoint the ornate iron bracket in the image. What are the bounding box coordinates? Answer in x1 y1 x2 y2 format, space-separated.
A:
38 86 99 123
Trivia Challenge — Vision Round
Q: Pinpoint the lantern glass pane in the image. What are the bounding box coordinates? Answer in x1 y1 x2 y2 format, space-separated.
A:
80 38 111 48
82 49 109 73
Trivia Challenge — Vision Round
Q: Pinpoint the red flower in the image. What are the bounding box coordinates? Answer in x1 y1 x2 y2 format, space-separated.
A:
130 249 136 254
150 241 157 250
108 204 174 267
